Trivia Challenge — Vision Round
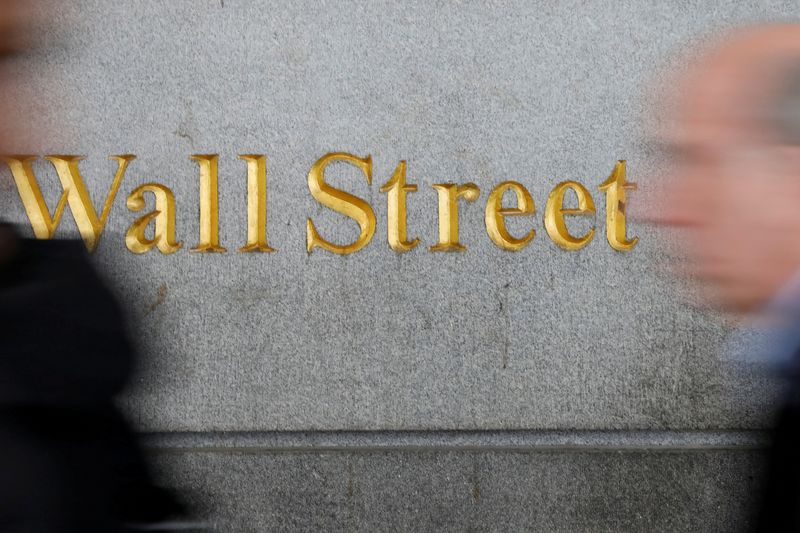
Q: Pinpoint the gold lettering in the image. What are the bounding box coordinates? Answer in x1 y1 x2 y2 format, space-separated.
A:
430 183 480 252
544 180 596 250
379 160 419 252
484 181 535 251
1 154 134 252
125 184 182 254
190 154 226 253
306 152 376 254
598 160 638 251
238 154 275 253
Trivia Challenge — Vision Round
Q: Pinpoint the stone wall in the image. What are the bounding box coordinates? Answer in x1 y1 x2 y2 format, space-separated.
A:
0 1 794 530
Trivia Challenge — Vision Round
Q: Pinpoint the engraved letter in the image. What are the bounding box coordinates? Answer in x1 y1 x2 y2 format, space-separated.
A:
306 152 376 254
429 183 480 252
1 154 134 251
544 180 596 250
190 154 226 253
379 160 419 252
484 181 535 251
598 160 638 251
125 184 182 254
239 154 275 253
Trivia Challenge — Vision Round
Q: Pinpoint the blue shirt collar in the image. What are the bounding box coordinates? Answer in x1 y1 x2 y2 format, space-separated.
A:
724 270 800 372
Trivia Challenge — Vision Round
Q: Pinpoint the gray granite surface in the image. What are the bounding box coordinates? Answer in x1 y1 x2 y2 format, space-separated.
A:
0 2 794 529
0 0 791 432
150 447 763 532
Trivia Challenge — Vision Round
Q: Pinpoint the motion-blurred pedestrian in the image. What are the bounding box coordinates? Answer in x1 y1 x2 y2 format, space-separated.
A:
657 24 800 532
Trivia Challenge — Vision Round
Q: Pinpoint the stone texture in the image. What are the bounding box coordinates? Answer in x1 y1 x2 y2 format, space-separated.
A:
0 2 791 530
150 447 764 532
0 1 793 434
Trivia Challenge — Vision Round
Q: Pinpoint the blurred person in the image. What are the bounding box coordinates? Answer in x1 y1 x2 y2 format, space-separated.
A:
658 24 800 532
0 224 189 532
0 2 202 531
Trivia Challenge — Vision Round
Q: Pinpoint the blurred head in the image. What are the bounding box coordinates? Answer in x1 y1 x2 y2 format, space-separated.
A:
0 0 41 56
0 0 44 262
659 25 800 313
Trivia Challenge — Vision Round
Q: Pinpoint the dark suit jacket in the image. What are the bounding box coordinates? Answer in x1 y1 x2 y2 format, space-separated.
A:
0 238 133 409
756 380 800 532
0 237 157 532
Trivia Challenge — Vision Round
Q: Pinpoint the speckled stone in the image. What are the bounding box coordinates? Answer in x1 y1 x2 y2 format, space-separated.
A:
0 0 790 432
0 1 794 529
149 447 764 532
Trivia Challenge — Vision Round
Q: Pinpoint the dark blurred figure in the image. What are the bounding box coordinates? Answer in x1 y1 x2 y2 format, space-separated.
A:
0 2 198 531
657 25 800 532
0 226 187 532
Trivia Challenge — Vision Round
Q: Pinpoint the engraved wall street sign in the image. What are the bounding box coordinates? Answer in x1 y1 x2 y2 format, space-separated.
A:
2 153 637 255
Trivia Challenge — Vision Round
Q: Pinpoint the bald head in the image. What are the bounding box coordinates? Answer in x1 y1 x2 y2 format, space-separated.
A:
672 25 800 145
658 24 800 313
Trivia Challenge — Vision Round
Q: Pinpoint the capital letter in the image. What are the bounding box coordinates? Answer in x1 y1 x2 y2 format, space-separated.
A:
485 181 535 251
598 160 638 251
306 152 375 254
379 160 419 252
429 183 480 252
1 154 134 251
125 184 182 254
239 154 275 253
544 181 596 250
190 154 226 253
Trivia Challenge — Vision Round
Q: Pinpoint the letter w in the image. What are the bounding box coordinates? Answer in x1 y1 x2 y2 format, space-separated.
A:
1 155 135 251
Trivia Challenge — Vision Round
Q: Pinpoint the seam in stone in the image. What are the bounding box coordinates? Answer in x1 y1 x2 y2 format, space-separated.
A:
140 429 770 452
